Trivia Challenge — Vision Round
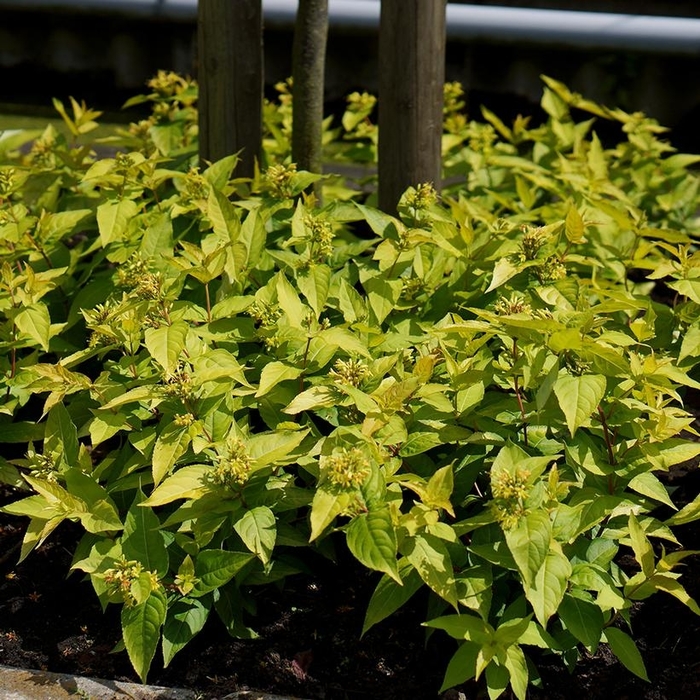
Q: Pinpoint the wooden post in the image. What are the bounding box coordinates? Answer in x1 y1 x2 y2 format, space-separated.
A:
292 0 329 180
197 0 263 177
378 0 446 213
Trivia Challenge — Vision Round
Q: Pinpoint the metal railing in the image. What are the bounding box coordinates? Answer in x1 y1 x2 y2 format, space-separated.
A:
2 0 700 54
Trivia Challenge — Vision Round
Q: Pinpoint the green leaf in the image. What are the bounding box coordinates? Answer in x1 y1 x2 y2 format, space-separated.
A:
247 429 309 468
141 464 210 506
405 533 458 609
628 472 675 510
297 264 331 318
486 257 521 293
162 597 210 667
667 492 700 526
203 153 240 189
424 465 455 515
565 205 585 243
233 507 276 565
553 374 606 437
628 513 655 578
15 303 51 351
523 547 571 626
64 468 123 533
399 432 444 457
362 559 423 636
123 492 169 577
346 508 400 582
283 385 339 414
504 645 529 700
319 327 372 358
309 485 351 541
97 198 138 247
89 411 129 446
144 321 189 373
650 573 700 615
152 422 192 486
604 627 649 681
558 593 604 649
485 660 509 697
355 202 400 237
440 641 479 691
276 271 307 328
121 588 167 683
426 613 492 643
363 276 403 325
505 510 552 587
192 550 255 597
255 362 303 398
140 212 173 258
44 402 79 468
338 278 367 323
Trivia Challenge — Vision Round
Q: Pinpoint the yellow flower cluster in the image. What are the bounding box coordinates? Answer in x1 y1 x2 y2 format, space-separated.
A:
321 448 370 489
103 557 159 606
329 358 369 388
208 439 252 490
265 163 298 199
490 468 531 530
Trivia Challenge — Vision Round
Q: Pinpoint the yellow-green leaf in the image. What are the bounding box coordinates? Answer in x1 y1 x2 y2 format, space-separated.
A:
553 373 606 437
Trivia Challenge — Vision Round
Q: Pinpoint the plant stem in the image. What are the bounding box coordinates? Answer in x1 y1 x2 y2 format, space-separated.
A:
597 405 616 466
512 340 528 447
204 282 212 323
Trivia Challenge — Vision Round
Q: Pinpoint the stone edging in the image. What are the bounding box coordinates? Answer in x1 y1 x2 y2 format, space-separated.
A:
0 664 307 700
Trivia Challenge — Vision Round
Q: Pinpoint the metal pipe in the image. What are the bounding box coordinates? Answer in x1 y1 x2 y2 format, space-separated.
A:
3 0 700 54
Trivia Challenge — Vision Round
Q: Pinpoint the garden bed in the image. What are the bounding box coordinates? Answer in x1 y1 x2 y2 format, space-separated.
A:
2 470 700 700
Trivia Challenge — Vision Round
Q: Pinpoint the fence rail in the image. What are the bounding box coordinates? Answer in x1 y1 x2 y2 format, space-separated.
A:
3 0 700 54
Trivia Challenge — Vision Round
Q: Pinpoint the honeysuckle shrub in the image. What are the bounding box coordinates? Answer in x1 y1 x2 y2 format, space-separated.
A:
1 72 700 698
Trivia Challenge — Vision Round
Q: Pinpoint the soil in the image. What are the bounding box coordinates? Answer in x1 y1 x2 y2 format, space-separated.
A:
2 468 700 700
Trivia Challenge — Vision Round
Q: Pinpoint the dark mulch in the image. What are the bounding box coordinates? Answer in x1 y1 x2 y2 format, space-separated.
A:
2 466 700 700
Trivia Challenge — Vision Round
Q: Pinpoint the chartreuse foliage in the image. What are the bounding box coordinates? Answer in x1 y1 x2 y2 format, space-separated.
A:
2 72 700 697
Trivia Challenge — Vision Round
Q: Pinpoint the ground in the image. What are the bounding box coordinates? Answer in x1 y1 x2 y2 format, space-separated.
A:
2 467 700 700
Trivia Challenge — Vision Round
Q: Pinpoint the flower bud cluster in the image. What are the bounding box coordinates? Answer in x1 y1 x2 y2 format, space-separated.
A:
329 358 369 388
207 439 252 490
182 167 209 203
405 183 438 211
103 557 159 606
162 364 196 402
116 256 164 301
493 293 532 316
0 168 16 197
519 225 549 261
248 301 282 328
444 82 467 134
25 449 58 482
113 153 134 177
29 133 57 170
264 163 297 199
468 123 496 153
401 277 424 301
173 412 196 427
347 91 377 114
304 214 334 259
321 447 370 489
148 70 191 99
490 468 531 530
534 255 567 283
128 118 156 141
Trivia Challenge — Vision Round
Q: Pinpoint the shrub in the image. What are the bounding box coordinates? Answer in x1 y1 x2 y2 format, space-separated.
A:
1 72 700 698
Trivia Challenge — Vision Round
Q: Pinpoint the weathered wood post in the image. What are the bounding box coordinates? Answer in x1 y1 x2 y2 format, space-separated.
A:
378 0 446 213
197 0 263 177
292 0 329 180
